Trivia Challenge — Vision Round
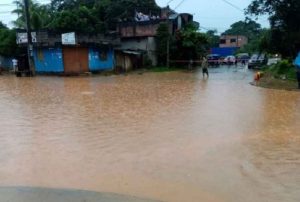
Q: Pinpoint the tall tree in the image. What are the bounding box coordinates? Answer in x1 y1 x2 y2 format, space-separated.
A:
223 20 262 41
12 0 51 29
156 23 170 66
174 23 208 61
205 30 220 48
247 0 300 57
0 23 18 56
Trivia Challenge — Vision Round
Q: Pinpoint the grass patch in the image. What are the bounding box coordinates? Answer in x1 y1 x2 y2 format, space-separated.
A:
263 60 297 81
255 60 299 91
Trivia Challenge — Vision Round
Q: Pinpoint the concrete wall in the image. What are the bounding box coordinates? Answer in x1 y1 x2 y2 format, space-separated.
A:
120 37 157 66
33 47 64 73
118 21 161 38
88 48 114 71
220 35 248 48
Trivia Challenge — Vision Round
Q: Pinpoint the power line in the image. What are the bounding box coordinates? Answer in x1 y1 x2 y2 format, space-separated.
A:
167 0 176 5
0 4 15 6
174 0 186 10
220 0 244 12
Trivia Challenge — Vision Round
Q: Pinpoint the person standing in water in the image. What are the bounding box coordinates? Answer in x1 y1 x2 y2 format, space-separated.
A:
201 57 209 78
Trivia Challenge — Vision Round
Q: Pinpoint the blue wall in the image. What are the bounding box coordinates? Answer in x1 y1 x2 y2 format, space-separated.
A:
33 48 64 73
89 48 114 71
211 47 239 57
0 56 13 70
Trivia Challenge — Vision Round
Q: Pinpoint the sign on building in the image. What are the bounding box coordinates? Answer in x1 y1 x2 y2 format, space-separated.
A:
16 32 37 44
62 32 76 45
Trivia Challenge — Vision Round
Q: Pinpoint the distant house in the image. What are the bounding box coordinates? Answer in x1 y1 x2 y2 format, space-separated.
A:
116 8 195 68
16 30 120 75
219 35 248 48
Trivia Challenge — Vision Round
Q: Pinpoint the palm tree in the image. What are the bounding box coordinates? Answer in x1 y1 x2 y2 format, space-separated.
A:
12 0 51 30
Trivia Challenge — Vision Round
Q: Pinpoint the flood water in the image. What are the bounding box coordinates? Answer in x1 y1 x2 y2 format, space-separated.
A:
0 67 299 202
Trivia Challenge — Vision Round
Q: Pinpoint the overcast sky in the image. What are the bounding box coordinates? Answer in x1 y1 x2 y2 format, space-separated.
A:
0 0 269 33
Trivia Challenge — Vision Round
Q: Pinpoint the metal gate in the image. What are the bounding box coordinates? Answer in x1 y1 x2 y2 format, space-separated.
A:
63 47 89 74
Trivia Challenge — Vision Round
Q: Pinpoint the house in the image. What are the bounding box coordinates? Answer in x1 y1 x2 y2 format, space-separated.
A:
219 35 248 48
116 8 195 68
16 30 120 75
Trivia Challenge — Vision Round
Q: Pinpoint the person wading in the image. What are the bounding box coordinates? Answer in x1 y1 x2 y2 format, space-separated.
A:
202 57 209 78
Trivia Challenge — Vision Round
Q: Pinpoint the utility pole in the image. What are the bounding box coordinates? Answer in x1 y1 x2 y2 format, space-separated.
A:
24 0 35 76
167 32 170 68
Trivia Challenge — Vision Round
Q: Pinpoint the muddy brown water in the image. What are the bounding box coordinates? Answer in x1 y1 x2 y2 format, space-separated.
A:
0 67 299 202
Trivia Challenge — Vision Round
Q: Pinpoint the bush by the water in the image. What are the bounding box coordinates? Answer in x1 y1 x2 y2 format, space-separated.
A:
265 60 297 80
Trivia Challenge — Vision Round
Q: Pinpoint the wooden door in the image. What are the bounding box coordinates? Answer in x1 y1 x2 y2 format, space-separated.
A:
63 47 89 74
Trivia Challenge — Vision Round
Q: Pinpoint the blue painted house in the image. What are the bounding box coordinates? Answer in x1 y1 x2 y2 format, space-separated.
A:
33 46 115 74
33 47 64 73
88 47 115 72
17 30 120 74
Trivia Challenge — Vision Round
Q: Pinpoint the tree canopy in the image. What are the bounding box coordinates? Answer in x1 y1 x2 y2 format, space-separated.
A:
12 0 160 33
247 0 300 57
0 25 18 56
222 20 262 41
205 30 220 48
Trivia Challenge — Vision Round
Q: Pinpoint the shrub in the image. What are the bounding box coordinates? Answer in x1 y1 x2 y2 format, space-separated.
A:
266 60 297 80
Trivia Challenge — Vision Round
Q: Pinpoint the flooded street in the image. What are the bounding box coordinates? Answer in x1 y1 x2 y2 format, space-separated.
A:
0 66 299 202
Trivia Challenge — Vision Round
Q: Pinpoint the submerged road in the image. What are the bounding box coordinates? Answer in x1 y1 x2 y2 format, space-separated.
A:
0 66 299 202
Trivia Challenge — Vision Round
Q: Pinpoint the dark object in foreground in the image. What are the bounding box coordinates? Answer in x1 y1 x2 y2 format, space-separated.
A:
15 54 33 77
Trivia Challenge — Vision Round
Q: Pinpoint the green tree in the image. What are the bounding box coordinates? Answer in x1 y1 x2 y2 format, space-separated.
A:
237 28 270 54
48 6 98 33
247 0 300 57
12 0 51 29
50 0 160 32
0 22 7 30
174 23 208 61
0 24 18 56
156 23 170 66
205 30 220 48
223 20 262 41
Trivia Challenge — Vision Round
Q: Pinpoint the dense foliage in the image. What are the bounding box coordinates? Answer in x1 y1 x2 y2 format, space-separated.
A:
247 0 300 57
0 23 18 56
222 19 267 54
205 30 220 48
13 0 160 33
173 23 208 61
264 60 297 80
156 23 208 66
223 20 262 41
155 23 170 66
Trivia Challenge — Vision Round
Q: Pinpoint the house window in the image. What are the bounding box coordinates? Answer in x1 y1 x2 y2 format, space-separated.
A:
230 38 237 43
220 39 226 44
